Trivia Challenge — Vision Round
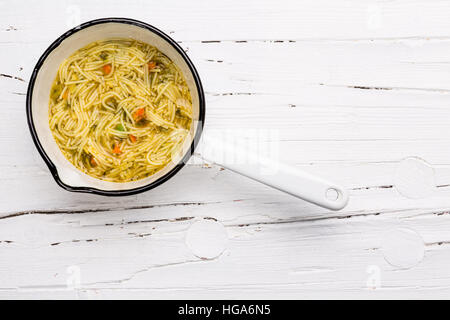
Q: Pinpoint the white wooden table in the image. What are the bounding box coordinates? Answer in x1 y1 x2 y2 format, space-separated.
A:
2 0 450 299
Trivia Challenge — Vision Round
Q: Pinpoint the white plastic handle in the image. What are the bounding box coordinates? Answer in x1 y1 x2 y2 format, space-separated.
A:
197 135 349 210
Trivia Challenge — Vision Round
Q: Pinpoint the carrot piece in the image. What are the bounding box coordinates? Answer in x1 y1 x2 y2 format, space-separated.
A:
62 90 68 100
133 108 145 121
148 61 156 70
112 143 122 154
90 156 97 167
102 64 112 75
129 134 137 143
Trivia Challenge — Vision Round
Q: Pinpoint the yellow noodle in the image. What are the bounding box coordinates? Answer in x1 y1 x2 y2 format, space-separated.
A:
49 39 193 182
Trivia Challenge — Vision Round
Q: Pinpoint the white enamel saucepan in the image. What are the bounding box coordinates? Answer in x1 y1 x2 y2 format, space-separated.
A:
27 18 349 210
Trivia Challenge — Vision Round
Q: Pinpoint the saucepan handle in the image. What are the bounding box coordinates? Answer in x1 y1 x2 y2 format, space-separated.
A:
197 135 349 210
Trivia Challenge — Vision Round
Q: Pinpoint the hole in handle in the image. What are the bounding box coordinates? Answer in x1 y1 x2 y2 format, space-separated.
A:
326 188 340 201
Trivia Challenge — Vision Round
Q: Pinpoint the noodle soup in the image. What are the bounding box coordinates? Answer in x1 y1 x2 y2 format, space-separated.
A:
48 39 193 182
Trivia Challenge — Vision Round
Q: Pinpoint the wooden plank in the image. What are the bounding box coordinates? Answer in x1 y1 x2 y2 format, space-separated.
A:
0 208 449 298
3 0 450 42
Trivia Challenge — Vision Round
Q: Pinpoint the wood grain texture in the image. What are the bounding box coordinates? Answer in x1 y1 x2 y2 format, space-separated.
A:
1 0 450 299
